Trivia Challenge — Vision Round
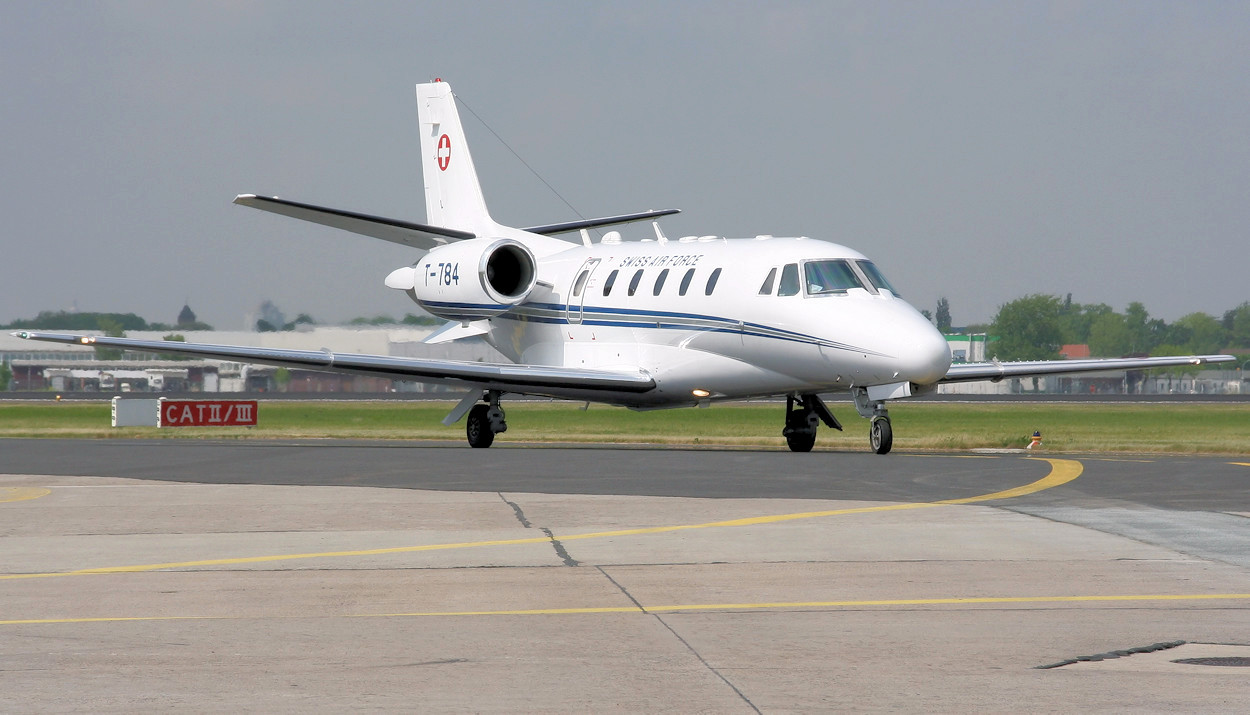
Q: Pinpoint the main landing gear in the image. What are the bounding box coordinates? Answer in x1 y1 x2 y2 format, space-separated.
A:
782 390 894 455
782 394 842 453
465 391 507 448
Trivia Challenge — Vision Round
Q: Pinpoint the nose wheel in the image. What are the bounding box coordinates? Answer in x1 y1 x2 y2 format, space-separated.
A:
853 387 894 455
869 416 893 455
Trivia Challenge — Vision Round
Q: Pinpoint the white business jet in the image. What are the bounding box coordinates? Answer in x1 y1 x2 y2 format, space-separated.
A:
14 80 1234 453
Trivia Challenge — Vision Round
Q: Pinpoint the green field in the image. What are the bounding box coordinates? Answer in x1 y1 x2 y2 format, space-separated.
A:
0 400 1246 454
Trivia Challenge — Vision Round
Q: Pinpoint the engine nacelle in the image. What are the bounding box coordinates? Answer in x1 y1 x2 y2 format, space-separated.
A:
391 238 538 321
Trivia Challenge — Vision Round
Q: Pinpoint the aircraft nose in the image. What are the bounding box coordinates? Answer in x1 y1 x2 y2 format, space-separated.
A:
895 312 951 385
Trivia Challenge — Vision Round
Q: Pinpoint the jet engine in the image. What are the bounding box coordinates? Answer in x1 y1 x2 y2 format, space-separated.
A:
386 238 537 321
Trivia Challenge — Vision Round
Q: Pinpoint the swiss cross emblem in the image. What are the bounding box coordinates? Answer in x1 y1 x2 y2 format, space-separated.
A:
437 134 452 171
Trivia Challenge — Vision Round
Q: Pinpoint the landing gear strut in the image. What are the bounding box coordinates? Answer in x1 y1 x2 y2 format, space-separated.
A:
853 387 893 455
465 391 507 448
782 394 842 452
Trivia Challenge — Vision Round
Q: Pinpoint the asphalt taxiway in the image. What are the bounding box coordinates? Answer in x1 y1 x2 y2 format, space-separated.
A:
3 440 1250 711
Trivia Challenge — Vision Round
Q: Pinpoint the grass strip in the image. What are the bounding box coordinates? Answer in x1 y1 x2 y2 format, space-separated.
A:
1 400 1247 454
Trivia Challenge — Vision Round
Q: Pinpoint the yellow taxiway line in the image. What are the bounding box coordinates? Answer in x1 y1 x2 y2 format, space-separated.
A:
0 487 51 503
0 457 1081 581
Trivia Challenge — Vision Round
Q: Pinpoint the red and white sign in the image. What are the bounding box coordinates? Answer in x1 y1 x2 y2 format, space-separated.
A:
437 133 452 170
159 400 258 427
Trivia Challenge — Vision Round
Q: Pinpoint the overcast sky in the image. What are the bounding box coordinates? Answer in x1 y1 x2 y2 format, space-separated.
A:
2 1 1247 330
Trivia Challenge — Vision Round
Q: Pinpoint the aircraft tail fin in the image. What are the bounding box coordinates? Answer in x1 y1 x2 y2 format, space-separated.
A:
417 80 495 236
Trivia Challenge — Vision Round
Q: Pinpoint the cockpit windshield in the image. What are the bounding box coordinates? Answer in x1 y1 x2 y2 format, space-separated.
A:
803 260 864 295
855 260 899 295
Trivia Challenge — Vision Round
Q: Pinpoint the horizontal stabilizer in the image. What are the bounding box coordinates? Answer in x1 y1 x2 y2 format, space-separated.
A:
234 194 475 250
525 209 681 236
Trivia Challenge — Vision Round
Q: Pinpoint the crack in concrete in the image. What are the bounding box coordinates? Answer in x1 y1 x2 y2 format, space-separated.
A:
596 566 760 714
1035 640 1185 669
541 527 579 567
497 492 532 529
498 493 577 566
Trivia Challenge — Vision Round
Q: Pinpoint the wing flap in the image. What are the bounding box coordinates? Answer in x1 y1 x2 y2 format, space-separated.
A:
234 195 475 250
12 331 655 396
942 354 1234 384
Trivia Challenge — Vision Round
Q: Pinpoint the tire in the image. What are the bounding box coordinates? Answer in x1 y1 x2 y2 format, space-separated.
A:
785 429 816 453
870 417 893 455
466 404 495 448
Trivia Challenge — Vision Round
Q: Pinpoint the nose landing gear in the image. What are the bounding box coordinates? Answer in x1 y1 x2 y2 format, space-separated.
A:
853 387 893 455
869 416 893 454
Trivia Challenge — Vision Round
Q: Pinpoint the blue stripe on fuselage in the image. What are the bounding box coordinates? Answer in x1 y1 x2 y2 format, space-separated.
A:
458 301 890 356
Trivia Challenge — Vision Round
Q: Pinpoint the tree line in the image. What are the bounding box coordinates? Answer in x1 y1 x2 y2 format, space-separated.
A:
937 295 1250 363
3 310 213 333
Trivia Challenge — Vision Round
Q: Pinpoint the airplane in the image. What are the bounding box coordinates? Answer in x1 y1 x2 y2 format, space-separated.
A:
14 79 1234 453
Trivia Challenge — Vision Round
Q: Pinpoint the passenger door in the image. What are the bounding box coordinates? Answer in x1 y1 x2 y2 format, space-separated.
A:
565 258 601 325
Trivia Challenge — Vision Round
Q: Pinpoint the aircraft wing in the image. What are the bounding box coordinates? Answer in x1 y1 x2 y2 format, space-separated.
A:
234 195 475 250
941 354 1234 384
524 209 681 236
11 331 655 397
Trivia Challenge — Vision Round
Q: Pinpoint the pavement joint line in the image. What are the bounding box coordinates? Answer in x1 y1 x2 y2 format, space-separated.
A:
0 458 1082 581
7 592 1250 627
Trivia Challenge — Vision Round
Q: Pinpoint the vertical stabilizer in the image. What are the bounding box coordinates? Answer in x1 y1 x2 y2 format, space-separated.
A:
417 80 493 234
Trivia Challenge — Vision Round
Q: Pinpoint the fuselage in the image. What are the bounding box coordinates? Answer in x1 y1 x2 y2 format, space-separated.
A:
460 233 951 408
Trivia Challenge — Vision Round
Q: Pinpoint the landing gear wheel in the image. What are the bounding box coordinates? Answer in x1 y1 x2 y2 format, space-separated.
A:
466 403 495 449
785 428 817 453
782 395 819 453
869 417 893 455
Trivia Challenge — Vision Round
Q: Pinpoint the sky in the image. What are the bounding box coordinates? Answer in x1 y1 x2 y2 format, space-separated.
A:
2 1 1247 330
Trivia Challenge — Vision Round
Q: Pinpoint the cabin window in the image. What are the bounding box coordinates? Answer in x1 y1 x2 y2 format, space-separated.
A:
602 269 618 296
628 269 644 296
653 268 669 296
804 260 863 295
856 260 899 295
758 267 777 295
572 269 590 297
777 263 800 296
679 268 695 296
705 267 722 295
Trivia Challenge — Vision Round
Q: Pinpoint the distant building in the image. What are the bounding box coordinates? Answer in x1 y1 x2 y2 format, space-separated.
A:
944 333 994 363
0 326 505 394
1059 344 1091 359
